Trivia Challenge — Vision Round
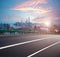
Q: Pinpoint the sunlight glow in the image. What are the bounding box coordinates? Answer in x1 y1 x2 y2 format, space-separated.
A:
44 21 51 27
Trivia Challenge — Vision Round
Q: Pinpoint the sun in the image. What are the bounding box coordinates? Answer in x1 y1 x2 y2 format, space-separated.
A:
44 21 51 27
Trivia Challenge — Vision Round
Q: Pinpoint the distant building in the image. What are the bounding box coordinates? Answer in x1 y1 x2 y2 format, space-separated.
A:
13 17 32 31
0 23 10 30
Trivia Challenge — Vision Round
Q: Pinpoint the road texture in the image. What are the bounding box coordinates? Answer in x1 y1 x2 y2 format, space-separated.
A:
0 34 60 57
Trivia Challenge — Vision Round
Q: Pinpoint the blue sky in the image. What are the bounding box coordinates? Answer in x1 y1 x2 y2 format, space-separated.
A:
0 0 60 24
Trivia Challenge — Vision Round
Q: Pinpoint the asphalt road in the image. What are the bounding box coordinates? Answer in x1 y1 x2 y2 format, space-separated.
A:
0 34 60 57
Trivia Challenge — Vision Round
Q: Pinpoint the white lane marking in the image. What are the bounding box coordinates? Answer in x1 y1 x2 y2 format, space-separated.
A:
27 41 60 57
0 37 52 50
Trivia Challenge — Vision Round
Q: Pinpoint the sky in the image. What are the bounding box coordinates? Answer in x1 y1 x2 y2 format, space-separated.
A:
0 0 60 25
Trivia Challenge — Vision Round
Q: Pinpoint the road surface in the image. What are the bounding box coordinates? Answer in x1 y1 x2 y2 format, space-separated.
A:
0 34 60 57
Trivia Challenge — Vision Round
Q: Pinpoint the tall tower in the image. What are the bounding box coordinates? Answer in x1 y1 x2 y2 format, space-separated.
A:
26 17 30 24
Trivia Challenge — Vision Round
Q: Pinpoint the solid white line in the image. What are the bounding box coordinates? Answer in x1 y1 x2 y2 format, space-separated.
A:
27 41 60 57
0 37 51 50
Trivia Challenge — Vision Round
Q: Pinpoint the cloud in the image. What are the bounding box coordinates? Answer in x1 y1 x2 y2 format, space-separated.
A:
10 0 60 24
10 0 52 18
33 8 60 24
11 0 47 10
10 0 51 18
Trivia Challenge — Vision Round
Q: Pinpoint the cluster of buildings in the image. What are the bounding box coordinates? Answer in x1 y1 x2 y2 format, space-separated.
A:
0 23 11 30
0 18 60 34
0 18 37 32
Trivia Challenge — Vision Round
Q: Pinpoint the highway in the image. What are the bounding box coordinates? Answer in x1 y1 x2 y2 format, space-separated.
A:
0 34 60 57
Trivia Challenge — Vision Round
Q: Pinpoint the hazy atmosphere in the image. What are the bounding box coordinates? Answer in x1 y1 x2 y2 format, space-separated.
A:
0 0 60 57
